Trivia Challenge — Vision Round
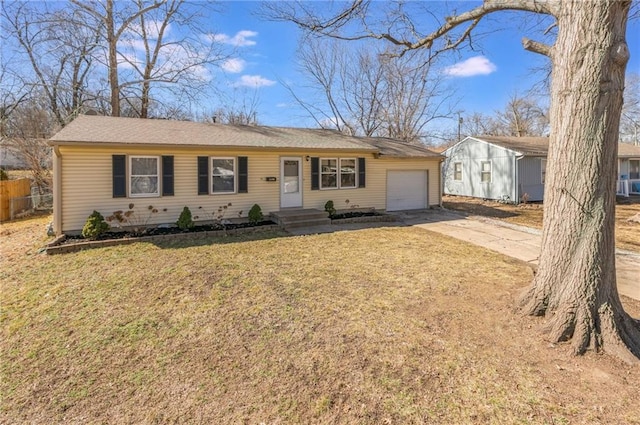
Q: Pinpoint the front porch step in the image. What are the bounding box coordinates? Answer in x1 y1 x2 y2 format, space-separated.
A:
271 209 331 230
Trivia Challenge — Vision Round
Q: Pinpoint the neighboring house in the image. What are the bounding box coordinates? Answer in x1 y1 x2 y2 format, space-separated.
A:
442 136 640 203
0 138 28 169
442 136 548 203
617 143 640 196
48 115 443 234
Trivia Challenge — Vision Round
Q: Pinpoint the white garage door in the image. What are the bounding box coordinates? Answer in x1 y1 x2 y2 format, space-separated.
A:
386 170 428 211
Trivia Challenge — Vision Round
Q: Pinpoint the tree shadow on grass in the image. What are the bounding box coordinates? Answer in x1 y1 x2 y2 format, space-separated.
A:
442 201 518 219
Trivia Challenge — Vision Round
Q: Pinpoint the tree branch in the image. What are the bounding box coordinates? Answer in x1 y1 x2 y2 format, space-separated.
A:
522 37 552 57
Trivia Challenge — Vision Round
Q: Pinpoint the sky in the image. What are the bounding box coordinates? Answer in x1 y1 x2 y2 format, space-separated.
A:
205 1 640 136
2 1 639 139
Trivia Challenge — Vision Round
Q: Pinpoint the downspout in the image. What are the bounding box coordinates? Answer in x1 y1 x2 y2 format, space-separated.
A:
53 145 63 235
439 157 445 207
515 154 523 205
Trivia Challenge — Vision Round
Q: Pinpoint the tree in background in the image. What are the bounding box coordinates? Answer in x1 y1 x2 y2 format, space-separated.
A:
620 72 639 145
2 0 226 122
267 0 640 362
288 38 456 143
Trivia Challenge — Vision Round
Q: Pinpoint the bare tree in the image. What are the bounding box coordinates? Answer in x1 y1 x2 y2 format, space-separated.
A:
117 0 226 118
289 37 455 142
620 72 639 145
1 1 102 126
1 94 56 194
267 0 640 362
69 0 166 117
494 92 549 137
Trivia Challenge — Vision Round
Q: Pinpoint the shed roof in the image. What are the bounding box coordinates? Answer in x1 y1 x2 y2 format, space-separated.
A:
49 115 441 158
618 142 640 158
472 136 549 156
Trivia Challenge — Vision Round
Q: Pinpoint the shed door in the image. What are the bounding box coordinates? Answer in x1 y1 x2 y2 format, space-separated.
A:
386 170 428 211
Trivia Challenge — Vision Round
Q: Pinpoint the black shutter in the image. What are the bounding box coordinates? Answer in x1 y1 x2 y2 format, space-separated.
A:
162 156 174 196
112 155 126 198
358 157 366 188
238 156 248 193
311 157 320 190
197 156 209 195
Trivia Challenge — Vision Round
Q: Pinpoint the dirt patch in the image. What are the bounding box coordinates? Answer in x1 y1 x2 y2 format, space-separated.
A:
2 215 639 424
443 195 640 252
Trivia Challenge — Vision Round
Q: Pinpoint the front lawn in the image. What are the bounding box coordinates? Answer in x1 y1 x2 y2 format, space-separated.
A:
2 215 639 424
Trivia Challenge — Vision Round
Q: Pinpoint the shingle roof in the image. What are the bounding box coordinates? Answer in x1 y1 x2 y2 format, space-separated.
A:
618 142 640 158
49 115 442 158
472 136 640 158
473 136 549 155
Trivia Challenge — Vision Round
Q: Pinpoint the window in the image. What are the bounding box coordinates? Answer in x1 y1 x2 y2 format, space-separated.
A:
321 158 337 189
211 157 236 193
453 162 463 181
320 158 357 189
541 159 547 184
130 156 159 197
480 161 491 182
340 158 356 188
630 160 640 180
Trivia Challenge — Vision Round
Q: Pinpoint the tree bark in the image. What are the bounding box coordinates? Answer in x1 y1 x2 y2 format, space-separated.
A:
519 0 640 363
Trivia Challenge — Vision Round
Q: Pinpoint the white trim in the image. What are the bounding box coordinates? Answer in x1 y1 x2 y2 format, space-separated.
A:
453 161 463 181
129 155 160 198
320 157 358 190
210 156 237 194
480 160 492 183
280 156 303 208
540 158 547 184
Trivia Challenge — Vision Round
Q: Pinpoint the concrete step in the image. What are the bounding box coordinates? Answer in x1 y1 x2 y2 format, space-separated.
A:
270 209 331 230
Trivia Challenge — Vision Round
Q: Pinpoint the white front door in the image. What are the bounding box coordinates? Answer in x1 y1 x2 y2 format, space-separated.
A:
281 157 303 208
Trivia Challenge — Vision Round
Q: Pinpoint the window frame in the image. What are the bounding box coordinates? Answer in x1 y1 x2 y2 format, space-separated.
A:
320 157 338 190
541 158 547 184
453 162 463 181
320 157 358 190
339 158 357 189
210 156 237 194
129 155 160 198
480 160 492 183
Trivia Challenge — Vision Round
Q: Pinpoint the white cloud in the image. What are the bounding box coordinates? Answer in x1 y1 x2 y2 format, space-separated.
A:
221 58 246 73
233 75 276 88
443 56 497 77
211 30 258 47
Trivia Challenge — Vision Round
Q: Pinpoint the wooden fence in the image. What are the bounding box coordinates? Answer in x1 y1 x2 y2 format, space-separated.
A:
0 178 32 221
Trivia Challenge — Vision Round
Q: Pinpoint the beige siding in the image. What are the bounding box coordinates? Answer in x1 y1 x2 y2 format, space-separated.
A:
58 146 441 232
302 157 441 211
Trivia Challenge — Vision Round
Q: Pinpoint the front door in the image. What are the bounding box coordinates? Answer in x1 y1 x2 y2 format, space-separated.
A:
281 157 303 208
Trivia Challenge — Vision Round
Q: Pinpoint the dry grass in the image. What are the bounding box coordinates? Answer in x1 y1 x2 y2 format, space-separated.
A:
443 195 640 253
2 215 640 424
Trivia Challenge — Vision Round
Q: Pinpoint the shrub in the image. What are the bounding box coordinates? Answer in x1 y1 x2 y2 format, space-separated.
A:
0 168 9 181
176 206 194 230
82 210 109 240
324 200 336 217
248 204 263 224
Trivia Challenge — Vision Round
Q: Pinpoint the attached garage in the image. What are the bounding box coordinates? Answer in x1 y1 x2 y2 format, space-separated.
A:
386 170 428 211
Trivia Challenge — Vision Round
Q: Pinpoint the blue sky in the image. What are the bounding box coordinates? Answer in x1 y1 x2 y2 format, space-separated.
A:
207 1 640 135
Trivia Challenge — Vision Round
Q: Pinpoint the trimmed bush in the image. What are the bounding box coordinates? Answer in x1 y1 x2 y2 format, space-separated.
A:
176 206 194 230
324 200 336 217
82 210 110 240
248 204 263 224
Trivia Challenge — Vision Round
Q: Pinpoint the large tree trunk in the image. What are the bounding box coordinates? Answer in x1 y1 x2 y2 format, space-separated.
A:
519 0 640 363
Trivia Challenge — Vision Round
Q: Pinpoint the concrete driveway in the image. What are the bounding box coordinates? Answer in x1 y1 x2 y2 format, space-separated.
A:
394 209 640 302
